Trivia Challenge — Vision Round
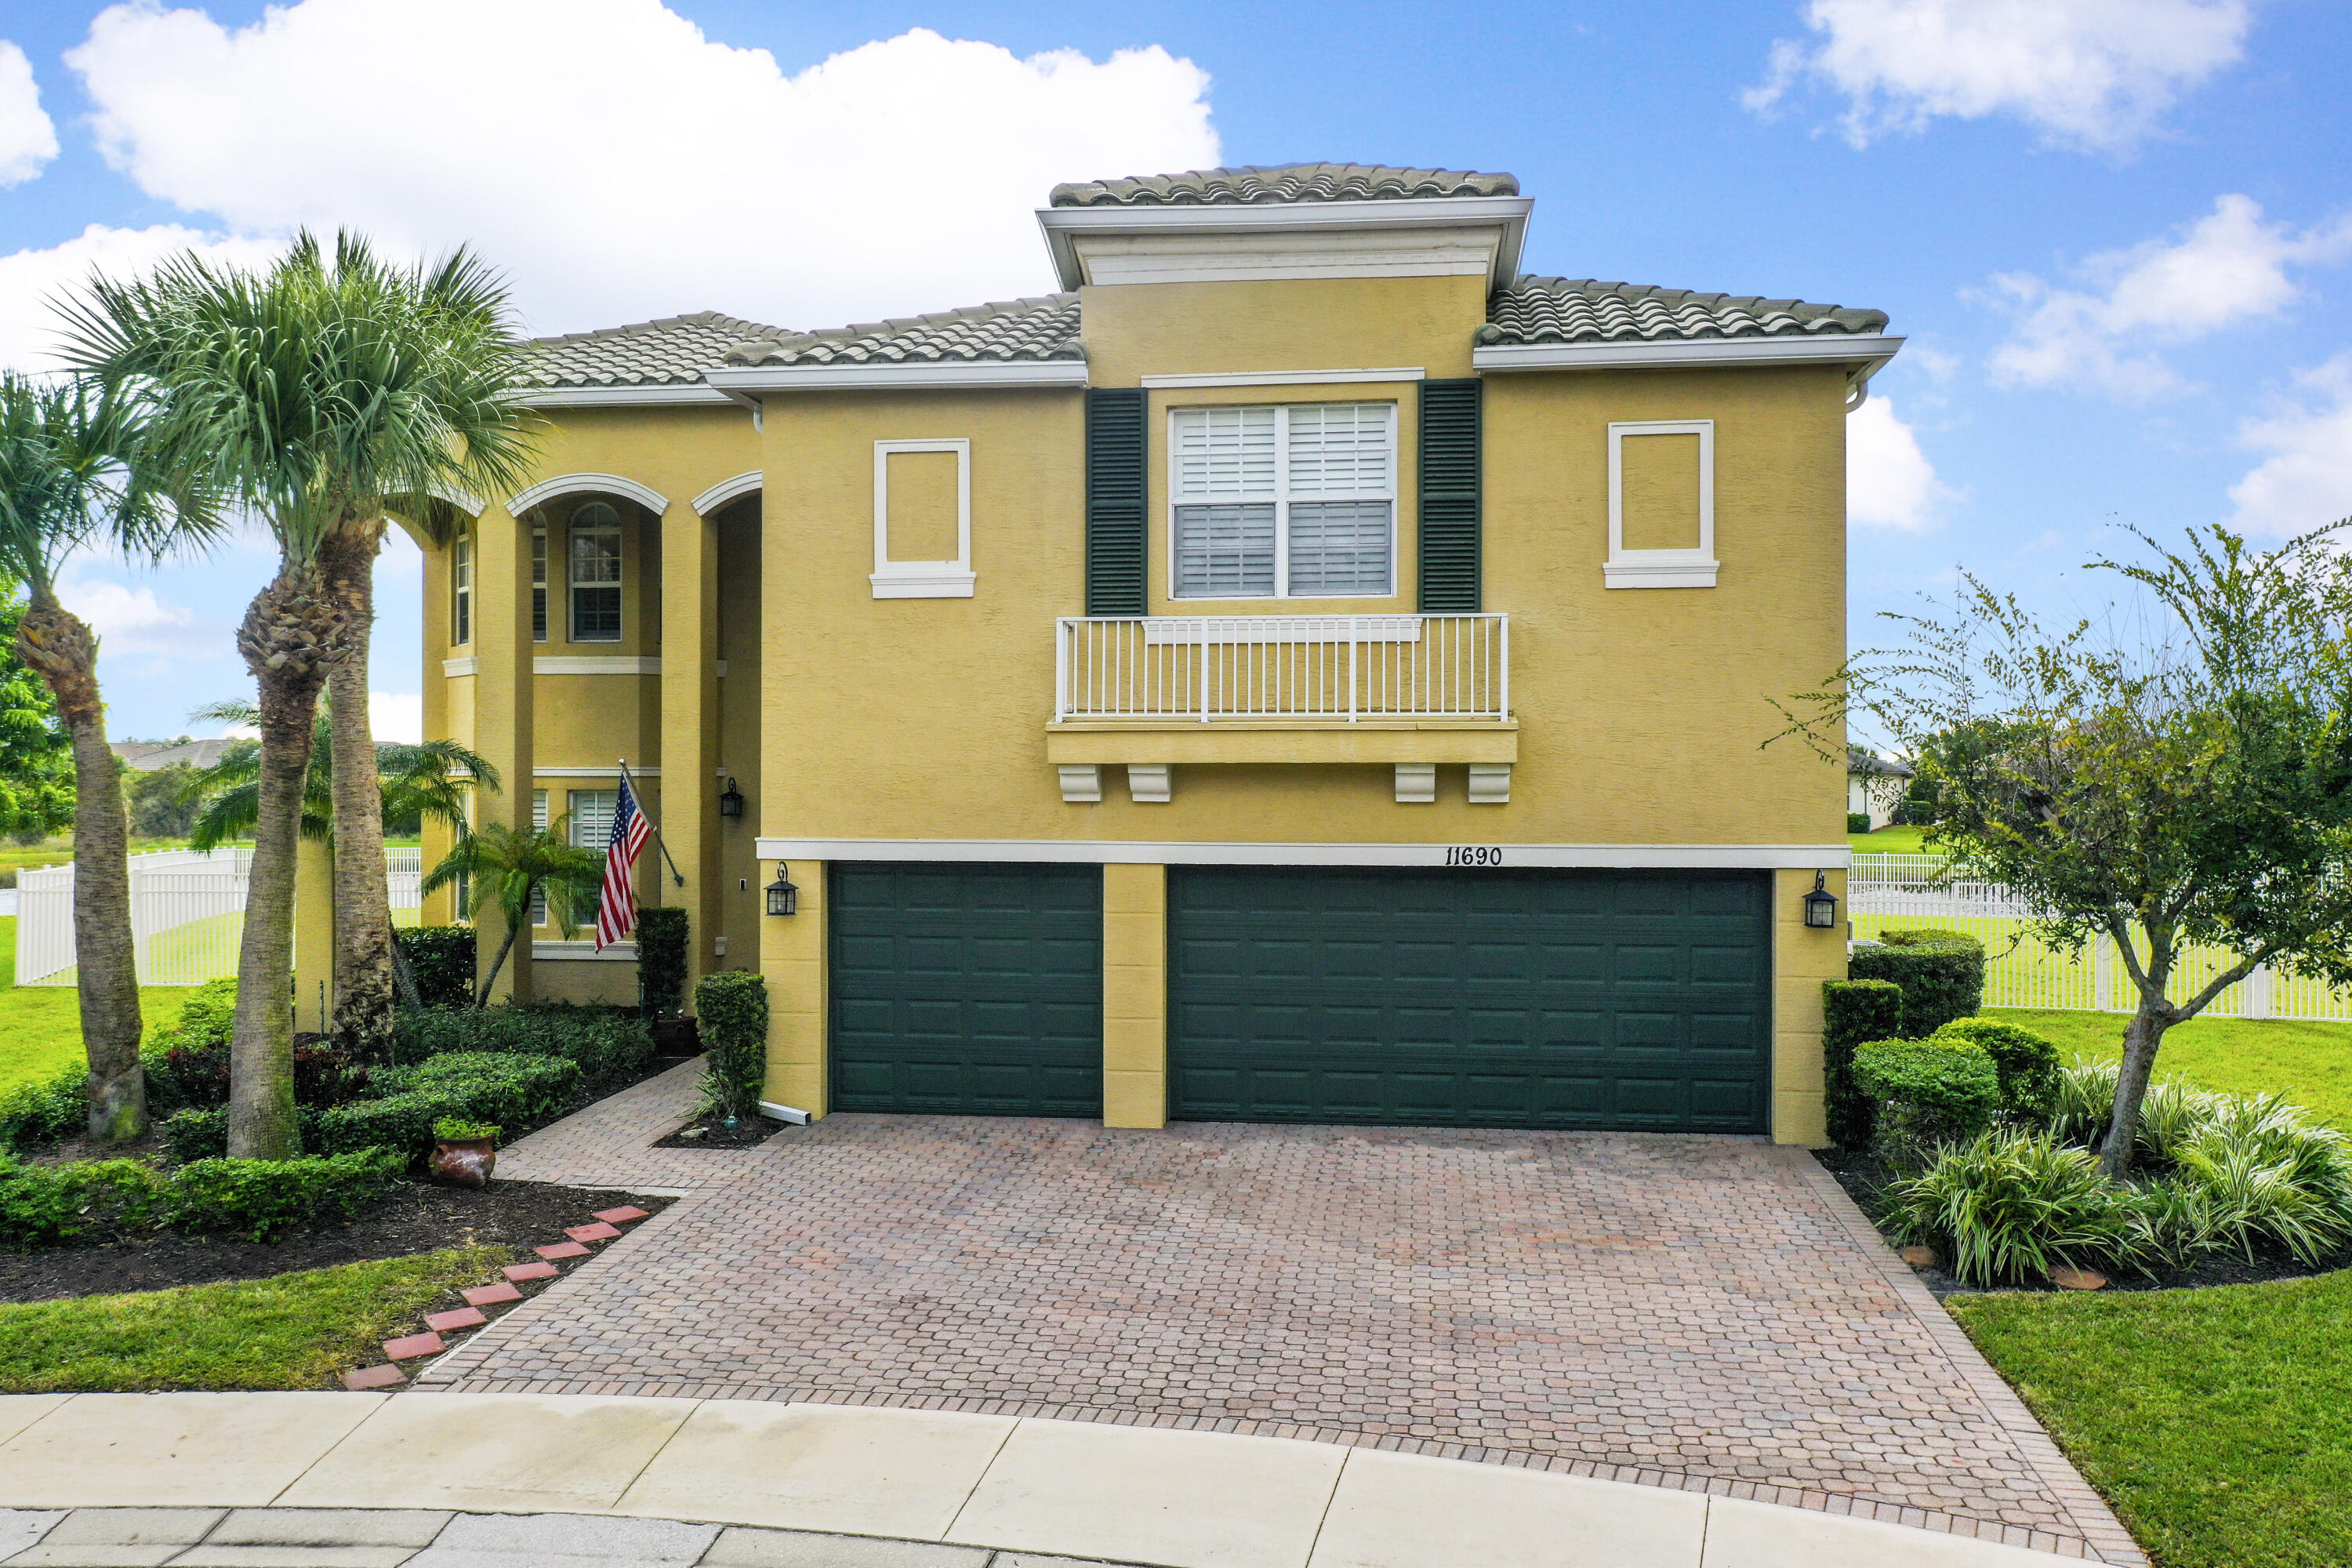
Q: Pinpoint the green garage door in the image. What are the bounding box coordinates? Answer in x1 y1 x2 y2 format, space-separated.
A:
829 862 1103 1116
1169 866 1770 1131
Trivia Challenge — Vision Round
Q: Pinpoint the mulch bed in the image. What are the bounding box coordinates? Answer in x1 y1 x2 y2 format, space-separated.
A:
1814 1148 2352 1298
653 1113 786 1149
0 1180 675 1304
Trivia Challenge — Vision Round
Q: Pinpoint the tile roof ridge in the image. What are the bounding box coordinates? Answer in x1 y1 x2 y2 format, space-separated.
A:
528 310 788 347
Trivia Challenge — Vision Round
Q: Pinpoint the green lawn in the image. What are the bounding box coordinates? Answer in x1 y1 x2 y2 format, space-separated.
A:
0 1246 506 1392
1988 1007 2352 1127
0 916 199 1094
1849 825 1934 853
1953 1270 2352 1568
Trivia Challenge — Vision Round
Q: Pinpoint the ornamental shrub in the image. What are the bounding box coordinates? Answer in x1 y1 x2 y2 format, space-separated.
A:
433 1116 500 1144
0 1154 172 1247
0 1065 85 1151
1847 811 1873 835
396 926 477 1010
1854 1034 2001 1160
1932 1018 2061 1124
1822 978 1904 1151
160 1107 229 1163
1847 929 1986 1037
1881 1128 2146 1287
146 978 238 1109
2049 1057 2120 1146
168 1148 405 1242
695 971 768 1123
321 1054 579 1162
636 906 690 1019
391 1004 652 1091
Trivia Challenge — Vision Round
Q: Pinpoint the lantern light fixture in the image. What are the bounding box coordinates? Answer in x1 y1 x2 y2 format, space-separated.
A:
718 777 745 818
766 862 799 917
1803 869 1839 930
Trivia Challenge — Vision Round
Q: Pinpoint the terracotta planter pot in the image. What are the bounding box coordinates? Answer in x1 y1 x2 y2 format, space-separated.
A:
430 1138 497 1188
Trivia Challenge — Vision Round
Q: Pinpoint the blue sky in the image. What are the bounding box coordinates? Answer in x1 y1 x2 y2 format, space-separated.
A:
0 0 2346 740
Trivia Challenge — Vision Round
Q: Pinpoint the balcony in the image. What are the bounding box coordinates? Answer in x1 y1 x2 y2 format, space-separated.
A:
1047 614 1515 799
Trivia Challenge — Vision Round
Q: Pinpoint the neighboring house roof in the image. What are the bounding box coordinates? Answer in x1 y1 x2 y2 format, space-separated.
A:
1481 278 1890 347
1846 746 1915 779
725 296 1083 368
1048 163 1519 208
111 738 241 771
518 311 789 391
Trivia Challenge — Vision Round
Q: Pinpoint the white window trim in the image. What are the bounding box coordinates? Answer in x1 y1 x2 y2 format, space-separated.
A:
1140 368 1425 390
450 532 473 645
871 438 975 599
1606 419 1718 590
1166 402 1400 602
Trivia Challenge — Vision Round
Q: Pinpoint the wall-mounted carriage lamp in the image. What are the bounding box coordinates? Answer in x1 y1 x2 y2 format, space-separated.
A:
765 862 799 917
1803 869 1839 930
718 777 745 818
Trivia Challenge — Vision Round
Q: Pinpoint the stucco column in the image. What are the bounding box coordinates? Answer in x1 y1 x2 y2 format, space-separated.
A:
291 833 335 1033
758 858 826 1116
1771 866 1848 1146
418 531 457 926
1102 862 1167 1127
471 503 535 1004
659 503 720 993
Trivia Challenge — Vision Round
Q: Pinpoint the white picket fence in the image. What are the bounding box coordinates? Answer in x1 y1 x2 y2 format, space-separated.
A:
13 847 423 988
1849 852 2352 1022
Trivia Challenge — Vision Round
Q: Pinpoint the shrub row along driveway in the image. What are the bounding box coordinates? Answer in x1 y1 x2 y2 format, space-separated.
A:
429 1075 2138 1562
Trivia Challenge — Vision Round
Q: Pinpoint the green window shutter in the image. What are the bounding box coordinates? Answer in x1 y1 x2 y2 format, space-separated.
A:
1418 378 1483 612
1086 388 1149 615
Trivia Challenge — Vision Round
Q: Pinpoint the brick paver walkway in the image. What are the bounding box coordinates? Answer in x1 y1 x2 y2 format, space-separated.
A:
434 1074 2141 1563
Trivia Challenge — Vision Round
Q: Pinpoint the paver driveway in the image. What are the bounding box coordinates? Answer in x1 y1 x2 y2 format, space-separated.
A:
423 1065 2137 1563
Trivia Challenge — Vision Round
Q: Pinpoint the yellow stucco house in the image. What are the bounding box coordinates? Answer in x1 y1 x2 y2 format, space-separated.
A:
390 163 1900 1145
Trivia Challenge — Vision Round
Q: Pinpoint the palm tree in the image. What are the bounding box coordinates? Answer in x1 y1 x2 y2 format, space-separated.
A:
61 233 538 1156
420 822 603 1007
0 372 223 1142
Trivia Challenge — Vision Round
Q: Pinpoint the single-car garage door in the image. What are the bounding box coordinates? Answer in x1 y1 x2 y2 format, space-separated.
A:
1169 866 1770 1131
829 862 1103 1116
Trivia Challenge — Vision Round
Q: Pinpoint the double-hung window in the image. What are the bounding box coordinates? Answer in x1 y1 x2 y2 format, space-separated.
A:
1171 402 1396 598
568 503 622 641
449 532 473 644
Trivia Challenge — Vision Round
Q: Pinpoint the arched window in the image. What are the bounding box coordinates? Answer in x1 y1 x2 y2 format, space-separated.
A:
568 502 622 642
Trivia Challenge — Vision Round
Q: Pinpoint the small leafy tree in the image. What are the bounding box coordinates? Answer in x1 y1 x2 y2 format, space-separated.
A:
419 822 602 1007
1779 522 2352 1175
0 587 74 840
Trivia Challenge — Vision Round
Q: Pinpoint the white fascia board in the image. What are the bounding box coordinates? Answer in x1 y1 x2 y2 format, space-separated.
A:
1472 334 1904 375
1037 196 1532 291
753 837 1850 870
532 764 660 777
1139 368 1426 389
691 470 763 516
706 360 1090 393
512 384 735 408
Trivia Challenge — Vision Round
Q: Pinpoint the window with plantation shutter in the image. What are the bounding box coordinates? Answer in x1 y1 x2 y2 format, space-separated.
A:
1417 379 1482 612
1170 401 1396 599
1085 389 1147 615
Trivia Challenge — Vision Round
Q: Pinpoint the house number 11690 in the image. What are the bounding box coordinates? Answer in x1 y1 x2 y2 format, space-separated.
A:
1443 846 1504 866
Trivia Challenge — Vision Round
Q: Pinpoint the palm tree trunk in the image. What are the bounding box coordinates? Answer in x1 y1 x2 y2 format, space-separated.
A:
474 915 522 1008
229 558 354 1159
15 600 144 1143
326 521 394 1062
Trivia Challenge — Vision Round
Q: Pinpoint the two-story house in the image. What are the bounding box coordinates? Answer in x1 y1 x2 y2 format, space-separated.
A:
372 163 1899 1146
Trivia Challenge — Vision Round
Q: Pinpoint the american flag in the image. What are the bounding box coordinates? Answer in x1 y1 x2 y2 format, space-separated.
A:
594 775 652 949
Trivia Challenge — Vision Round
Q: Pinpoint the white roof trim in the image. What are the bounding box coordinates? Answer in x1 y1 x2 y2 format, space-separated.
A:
1038 195 1531 291
706 360 1090 392
1139 367 1426 390
508 472 671 517
429 483 484 514
691 470 763 516
512 384 735 408
1473 333 1904 375
753 837 1849 870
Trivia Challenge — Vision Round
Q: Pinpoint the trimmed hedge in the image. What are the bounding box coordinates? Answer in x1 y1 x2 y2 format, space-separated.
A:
1823 978 1904 1151
695 971 768 1122
1847 811 1873 835
318 1054 579 1163
1848 930 1987 1038
1933 1017 2062 1123
637 906 689 1019
2 1147 403 1248
1856 1034 2002 1157
391 1004 652 1091
397 927 477 1010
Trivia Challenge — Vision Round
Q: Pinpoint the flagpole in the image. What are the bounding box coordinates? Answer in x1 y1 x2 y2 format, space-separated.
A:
617 757 688 888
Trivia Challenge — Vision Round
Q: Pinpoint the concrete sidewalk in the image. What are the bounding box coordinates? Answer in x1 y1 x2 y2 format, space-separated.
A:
0 1392 2097 1568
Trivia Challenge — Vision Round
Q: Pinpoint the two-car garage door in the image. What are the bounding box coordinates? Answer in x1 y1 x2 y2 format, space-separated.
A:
827 862 1771 1132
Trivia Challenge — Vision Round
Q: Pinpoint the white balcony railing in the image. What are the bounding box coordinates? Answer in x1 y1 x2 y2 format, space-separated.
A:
1055 613 1509 724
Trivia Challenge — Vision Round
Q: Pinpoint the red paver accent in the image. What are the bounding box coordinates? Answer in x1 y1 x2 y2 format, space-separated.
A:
427 1307 488 1332
463 1282 524 1306
502 1261 558 1283
565 1222 622 1242
382 1331 446 1361
535 1242 591 1260
344 1364 406 1390
593 1207 651 1224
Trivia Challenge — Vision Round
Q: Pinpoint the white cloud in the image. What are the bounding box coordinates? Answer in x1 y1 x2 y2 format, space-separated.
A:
1986 195 2352 399
369 691 422 744
60 0 1219 337
57 572 233 660
0 223 284 370
1747 0 2251 153
0 41 57 186
2229 354 2352 536
1848 395 1951 531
